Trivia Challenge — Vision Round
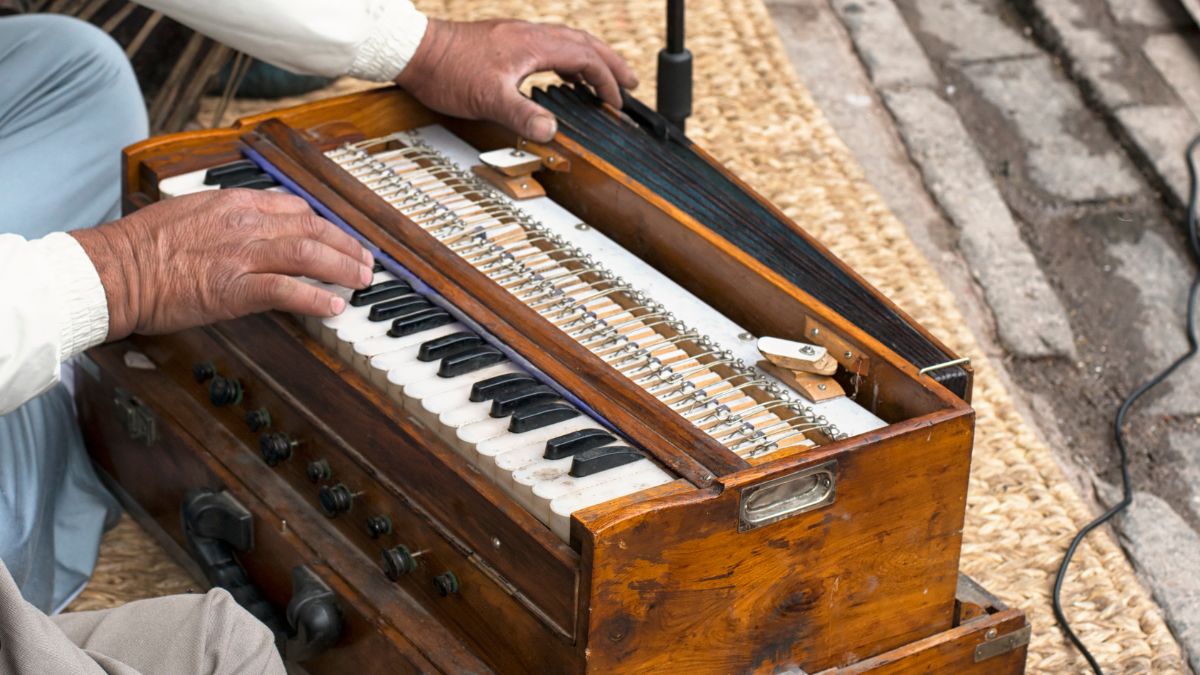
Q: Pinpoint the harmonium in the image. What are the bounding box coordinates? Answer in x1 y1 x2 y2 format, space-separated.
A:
76 85 1030 673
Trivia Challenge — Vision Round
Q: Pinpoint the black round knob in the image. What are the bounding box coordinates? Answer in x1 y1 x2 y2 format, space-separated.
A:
193 361 216 383
259 432 295 466
306 459 332 483
381 545 416 580
433 572 459 597
318 483 353 517
244 408 270 432
208 376 242 406
366 515 392 539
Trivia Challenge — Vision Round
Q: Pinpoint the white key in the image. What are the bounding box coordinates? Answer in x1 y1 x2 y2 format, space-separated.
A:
408 365 525 430
319 271 396 346
350 323 467 375
478 419 597 482
510 457 575 513
403 363 521 403
380 349 444 387
438 400 501 429
158 168 218 198
333 296 426 350
294 278 353 335
530 459 658 524
453 417 513 457
548 468 673 539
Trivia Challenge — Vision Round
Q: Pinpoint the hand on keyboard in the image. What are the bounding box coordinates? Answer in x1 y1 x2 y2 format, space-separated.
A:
71 189 372 341
394 19 638 143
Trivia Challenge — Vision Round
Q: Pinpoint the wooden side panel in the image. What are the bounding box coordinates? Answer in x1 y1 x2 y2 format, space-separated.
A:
824 610 1028 675
75 343 488 674
574 413 974 673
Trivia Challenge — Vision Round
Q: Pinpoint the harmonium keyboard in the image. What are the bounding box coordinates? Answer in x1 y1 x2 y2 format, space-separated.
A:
76 85 1029 673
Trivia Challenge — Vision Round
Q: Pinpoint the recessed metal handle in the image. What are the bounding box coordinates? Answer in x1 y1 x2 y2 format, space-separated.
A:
738 460 836 531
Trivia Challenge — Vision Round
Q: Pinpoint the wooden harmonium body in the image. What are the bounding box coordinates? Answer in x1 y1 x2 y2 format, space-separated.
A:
79 86 1028 673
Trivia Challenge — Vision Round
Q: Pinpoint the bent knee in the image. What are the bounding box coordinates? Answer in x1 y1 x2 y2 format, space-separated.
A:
17 15 130 82
2 15 146 139
200 588 281 655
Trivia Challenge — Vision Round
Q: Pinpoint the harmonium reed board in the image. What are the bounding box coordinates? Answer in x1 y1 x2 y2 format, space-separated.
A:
78 85 1028 673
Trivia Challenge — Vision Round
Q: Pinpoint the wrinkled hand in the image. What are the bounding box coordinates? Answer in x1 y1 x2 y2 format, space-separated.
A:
396 19 638 143
71 189 372 341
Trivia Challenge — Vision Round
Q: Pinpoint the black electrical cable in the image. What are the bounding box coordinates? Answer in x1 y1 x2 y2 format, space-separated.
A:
1053 136 1200 673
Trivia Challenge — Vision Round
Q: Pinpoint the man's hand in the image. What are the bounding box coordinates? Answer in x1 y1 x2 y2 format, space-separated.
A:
71 189 372 342
396 19 638 143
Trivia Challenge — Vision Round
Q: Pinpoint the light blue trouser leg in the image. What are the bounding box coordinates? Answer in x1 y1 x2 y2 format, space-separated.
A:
0 14 148 613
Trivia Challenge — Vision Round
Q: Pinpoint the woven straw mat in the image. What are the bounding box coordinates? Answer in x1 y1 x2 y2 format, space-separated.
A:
74 0 1187 672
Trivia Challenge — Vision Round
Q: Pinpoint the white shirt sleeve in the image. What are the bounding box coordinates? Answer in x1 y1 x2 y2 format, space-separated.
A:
0 233 109 415
134 0 429 82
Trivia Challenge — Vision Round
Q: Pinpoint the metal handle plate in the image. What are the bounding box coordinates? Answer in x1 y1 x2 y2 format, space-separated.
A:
738 460 836 531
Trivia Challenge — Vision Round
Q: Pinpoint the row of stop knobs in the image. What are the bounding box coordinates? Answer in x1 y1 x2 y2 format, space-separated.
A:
194 362 459 596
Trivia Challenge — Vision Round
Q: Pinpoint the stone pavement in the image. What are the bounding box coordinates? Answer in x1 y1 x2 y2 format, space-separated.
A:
766 0 1200 669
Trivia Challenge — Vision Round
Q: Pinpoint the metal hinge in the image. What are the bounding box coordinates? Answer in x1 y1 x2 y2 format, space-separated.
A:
974 624 1031 662
114 388 156 446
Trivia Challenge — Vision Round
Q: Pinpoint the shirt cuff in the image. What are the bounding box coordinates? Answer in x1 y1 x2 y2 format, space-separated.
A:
347 0 429 82
38 232 110 361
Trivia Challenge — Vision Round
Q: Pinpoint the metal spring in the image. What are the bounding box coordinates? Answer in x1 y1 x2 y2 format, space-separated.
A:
327 135 841 453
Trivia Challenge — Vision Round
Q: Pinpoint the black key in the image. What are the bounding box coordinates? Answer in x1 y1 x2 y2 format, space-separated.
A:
469 373 537 402
388 307 453 337
490 385 559 418
544 429 616 460
569 445 643 477
368 296 428 322
438 345 505 378
222 173 278 190
204 159 258 185
371 260 385 273
417 332 482 362
350 279 412 307
509 402 579 433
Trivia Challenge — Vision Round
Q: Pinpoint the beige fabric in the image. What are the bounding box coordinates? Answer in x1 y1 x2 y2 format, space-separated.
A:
0 561 284 675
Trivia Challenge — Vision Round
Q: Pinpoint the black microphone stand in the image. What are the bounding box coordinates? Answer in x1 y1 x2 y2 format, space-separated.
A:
657 0 693 132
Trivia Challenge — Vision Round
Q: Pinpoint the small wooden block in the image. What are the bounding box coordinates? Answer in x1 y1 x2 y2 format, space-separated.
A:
471 164 545 200
757 336 838 375
478 147 544 177
516 137 571 172
758 361 845 402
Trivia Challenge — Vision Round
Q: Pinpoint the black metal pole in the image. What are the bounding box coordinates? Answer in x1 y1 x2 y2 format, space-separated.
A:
657 0 692 132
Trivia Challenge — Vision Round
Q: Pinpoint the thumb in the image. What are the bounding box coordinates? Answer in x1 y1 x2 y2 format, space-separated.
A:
493 90 558 142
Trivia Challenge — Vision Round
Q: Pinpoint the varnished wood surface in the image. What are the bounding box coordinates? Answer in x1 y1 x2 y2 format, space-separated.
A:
573 413 974 673
77 343 489 674
128 320 581 672
823 609 1028 674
